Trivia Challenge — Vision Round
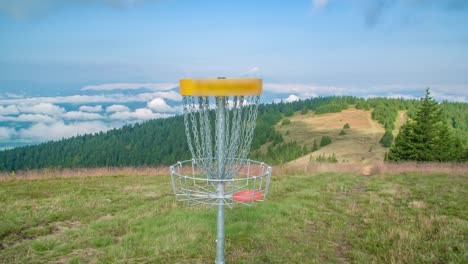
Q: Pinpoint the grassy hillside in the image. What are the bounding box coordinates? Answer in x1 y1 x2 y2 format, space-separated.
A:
276 107 391 165
1 172 466 263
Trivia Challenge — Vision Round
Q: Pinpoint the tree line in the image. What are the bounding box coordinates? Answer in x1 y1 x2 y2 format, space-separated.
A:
0 94 466 171
0 96 357 170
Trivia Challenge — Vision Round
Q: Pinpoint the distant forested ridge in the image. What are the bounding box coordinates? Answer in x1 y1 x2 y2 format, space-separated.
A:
0 95 466 171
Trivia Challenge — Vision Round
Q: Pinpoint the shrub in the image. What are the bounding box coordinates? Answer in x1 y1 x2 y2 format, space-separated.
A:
281 119 291 126
312 139 319 151
343 123 350 129
320 136 332 147
339 130 346 136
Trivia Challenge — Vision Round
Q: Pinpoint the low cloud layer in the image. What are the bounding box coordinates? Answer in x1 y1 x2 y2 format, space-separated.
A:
106 104 130 113
0 85 181 144
79 105 102 112
18 121 113 141
18 103 65 116
264 83 467 103
0 127 15 140
0 105 19 115
62 111 104 120
109 108 171 121
147 98 179 113
0 91 182 105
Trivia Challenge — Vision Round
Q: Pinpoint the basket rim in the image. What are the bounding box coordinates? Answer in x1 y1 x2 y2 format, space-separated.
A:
170 158 272 182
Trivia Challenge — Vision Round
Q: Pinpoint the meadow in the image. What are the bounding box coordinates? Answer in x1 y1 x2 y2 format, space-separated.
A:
0 169 466 263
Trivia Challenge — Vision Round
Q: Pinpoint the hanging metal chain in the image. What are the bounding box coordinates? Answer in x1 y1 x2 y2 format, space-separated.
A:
183 95 260 180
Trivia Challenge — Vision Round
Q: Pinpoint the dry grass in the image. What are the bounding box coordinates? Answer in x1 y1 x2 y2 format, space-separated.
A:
0 166 168 181
278 107 389 165
278 162 468 176
1 161 466 182
372 162 468 175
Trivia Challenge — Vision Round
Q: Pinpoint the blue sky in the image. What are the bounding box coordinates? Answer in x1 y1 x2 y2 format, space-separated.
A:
0 0 467 146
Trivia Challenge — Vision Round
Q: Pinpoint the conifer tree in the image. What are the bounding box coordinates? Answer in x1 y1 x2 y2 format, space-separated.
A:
380 130 394 148
388 89 464 161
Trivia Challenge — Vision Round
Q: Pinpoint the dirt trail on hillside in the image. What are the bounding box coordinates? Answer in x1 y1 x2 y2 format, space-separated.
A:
393 111 407 137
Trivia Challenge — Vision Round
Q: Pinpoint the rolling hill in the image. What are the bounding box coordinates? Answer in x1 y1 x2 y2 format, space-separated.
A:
278 107 396 165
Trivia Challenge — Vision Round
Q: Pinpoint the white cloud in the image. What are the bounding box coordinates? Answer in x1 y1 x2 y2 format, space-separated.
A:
81 83 177 91
62 111 104 120
79 105 102 112
17 103 65 116
18 121 112 141
0 114 57 123
0 105 19 115
0 91 182 105
109 108 171 121
0 127 16 140
17 114 57 123
106 104 131 113
430 91 467 103
147 98 179 112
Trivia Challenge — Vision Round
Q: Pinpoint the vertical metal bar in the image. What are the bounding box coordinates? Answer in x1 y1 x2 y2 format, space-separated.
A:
216 96 226 180
215 96 226 264
216 182 225 264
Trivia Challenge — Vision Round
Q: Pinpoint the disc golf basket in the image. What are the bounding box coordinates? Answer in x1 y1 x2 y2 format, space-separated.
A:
170 78 272 264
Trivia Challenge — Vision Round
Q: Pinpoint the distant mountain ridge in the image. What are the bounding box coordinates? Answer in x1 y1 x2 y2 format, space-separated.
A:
0 96 466 171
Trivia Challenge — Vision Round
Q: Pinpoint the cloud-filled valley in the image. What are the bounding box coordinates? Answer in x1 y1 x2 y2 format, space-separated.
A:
0 84 183 148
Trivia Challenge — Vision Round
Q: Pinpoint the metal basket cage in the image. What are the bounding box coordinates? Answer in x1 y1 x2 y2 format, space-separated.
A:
170 159 271 207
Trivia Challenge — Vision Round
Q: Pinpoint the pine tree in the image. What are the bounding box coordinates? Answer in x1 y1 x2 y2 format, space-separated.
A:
380 130 394 148
388 88 464 161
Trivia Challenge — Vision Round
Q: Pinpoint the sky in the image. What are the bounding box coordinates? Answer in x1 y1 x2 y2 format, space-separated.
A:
0 0 467 147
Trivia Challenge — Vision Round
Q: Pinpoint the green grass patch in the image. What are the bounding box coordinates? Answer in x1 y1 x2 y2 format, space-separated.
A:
0 172 466 263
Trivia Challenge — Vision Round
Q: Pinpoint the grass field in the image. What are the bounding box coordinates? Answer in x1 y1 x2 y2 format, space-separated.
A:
1 171 466 263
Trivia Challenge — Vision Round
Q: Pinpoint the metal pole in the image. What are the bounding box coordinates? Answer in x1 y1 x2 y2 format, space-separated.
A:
215 96 226 264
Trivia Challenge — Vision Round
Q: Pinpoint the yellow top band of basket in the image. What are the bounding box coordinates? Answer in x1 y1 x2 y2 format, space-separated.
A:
180 78 262 96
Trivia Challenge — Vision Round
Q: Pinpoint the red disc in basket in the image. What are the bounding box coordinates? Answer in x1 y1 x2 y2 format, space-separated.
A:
233 190 264 202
